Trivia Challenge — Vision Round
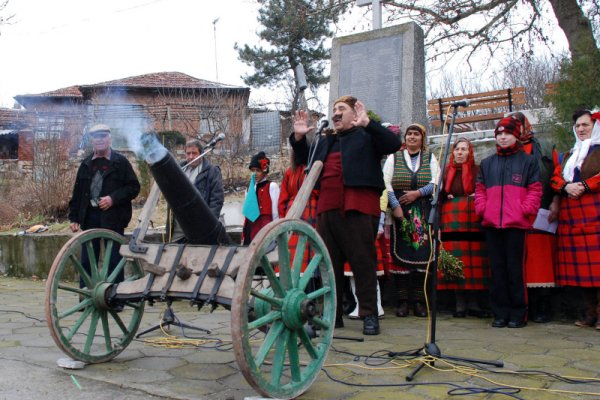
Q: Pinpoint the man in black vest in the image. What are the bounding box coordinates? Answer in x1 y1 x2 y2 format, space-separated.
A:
290 96 401 335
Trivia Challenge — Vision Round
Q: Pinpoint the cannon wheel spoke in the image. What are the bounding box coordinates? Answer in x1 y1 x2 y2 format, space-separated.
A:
232 219 336 399
45 229 145 364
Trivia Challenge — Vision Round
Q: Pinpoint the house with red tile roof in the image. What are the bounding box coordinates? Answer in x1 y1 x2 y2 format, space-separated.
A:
12 71 250 158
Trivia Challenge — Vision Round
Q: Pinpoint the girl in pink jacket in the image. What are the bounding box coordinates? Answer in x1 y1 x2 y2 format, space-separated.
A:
475 116 542 329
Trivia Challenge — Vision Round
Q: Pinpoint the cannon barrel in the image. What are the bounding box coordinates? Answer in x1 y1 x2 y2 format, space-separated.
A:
143 135 230 245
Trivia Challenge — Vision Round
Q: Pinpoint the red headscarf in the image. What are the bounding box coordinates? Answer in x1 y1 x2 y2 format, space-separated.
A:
444 138 475 195
511 112 534 143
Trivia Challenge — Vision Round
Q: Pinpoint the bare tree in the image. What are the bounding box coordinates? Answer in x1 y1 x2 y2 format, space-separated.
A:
0 0 14 35
25 116 77 217
427 69 488 100
381 0 599 65
156 87 252 190
490 54 563 108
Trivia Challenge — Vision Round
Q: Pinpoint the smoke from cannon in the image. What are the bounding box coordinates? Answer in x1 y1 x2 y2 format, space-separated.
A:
140 133 231 245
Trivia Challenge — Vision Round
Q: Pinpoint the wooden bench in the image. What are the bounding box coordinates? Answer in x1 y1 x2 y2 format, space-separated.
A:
427 87 526 129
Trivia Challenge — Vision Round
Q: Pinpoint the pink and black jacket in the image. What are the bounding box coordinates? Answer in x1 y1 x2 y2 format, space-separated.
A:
475 151 542 229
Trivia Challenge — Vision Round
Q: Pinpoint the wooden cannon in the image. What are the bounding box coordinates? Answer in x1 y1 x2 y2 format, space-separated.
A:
44 136 335 399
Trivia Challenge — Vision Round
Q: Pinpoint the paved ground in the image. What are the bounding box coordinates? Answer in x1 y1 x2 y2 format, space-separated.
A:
1 276 599 400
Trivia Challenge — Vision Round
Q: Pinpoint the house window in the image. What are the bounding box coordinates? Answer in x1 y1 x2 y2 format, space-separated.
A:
0 131 18 159
199 114 229 135
36 116 65 140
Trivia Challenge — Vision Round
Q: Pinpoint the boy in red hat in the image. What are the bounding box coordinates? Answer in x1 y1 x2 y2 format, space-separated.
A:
242 151 280 245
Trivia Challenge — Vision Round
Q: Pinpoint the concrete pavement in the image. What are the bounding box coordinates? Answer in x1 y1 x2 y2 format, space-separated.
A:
1 276 599 399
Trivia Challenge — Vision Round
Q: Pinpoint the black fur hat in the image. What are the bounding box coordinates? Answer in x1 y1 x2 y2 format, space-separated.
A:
249 151 270 172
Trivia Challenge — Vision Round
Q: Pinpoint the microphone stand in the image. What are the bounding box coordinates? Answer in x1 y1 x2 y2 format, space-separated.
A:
389 105 504 380
305 122 326 174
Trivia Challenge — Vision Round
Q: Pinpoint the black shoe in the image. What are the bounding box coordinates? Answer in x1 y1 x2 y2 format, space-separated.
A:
532 314 551 323
453 310 467 318
491 318 507 328
507 320 527 328
363 314 380 335
335 316 344 329
414 302 428 318
467 309 489 318
395 302 409 317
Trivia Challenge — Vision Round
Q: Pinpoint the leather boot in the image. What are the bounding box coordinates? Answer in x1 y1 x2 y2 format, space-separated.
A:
532 288 552 323
533 297 552 323
394 274 409 317
453 290 466 318
414 302 428 317
575 288 597 327
395 301 409 317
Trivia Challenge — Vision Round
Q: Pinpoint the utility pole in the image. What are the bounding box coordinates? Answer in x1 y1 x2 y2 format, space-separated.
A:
357 0 382 30
212 18 220 81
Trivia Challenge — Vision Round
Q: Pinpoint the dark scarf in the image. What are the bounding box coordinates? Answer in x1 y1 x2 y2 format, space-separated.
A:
496 141 522 156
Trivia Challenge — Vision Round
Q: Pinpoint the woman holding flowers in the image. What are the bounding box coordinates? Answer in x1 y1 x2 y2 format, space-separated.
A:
384 123 440 317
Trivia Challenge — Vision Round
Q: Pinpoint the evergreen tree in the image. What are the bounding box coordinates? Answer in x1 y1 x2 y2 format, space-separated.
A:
547 49 600 150
235 0 348 95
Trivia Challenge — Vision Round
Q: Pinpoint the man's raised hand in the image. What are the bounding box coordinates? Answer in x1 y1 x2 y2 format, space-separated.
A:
352 100 370 128
293 110 315 141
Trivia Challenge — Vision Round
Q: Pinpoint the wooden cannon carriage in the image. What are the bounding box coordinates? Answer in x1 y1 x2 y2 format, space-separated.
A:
44 136 335 399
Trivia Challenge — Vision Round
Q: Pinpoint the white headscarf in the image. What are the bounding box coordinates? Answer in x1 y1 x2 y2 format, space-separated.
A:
562 111 600 181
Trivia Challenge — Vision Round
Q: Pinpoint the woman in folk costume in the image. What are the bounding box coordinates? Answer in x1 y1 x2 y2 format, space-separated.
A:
383 123 440 318
512 112 561 323
551 109 600 330
345 190 390 319
277 150 319 272
437 138 490 318
241 151 280 245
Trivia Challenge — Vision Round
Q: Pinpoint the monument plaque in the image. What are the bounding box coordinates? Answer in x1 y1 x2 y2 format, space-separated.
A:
329 22 425 130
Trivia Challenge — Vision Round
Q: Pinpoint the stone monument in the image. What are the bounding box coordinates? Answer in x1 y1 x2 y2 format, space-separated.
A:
329 22 426 130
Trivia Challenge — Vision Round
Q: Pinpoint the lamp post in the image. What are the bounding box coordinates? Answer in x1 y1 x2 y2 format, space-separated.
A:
212 17 220 81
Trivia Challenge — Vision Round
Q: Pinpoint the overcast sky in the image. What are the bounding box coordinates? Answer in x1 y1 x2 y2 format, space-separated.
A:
0 0 283 108
0 0 569 113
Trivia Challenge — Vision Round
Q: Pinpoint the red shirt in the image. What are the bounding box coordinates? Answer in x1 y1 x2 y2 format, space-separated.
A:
317 151 380 217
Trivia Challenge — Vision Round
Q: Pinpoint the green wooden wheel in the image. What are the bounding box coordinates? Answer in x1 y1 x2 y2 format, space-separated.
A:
45 229 145 363
231 219 336 399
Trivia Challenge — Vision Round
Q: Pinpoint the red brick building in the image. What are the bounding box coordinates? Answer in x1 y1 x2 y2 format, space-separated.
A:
10 71 250 160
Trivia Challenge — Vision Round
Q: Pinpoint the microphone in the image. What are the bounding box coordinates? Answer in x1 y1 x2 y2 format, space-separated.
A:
316 120 329 135
451 99 470 108
205 133 226 148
